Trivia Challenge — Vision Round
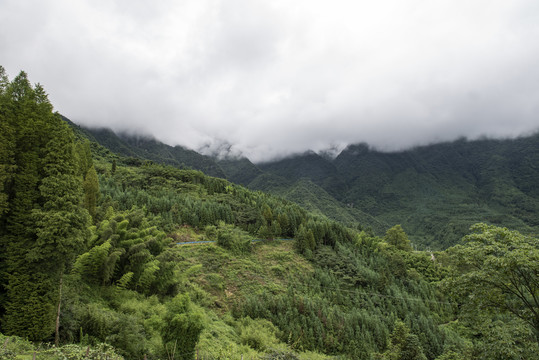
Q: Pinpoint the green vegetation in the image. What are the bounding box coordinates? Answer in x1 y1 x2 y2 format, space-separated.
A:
0 333 124 360
442 224 539 357
1 67 538 359
70 105 539 251
67 118 226 178
0 68 90 341
333 141 539 249
224 137 539 250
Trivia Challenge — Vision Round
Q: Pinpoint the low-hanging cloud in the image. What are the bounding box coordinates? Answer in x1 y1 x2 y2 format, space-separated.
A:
2 0 539 162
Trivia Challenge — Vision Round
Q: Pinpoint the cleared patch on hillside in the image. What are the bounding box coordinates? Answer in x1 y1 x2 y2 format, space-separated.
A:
174 240 313 311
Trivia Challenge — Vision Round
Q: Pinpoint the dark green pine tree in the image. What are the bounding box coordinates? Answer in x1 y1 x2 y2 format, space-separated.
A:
0 66 14 221
75 140 92 178
0 70 46 329
0 65 16 320
0 70 90 340
378 321 427 360
30 119 89 265
83 165 99 221
294 224 315 254
0 66 14 217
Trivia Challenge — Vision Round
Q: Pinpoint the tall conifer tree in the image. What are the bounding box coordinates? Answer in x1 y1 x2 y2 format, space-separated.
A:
0 69 90 340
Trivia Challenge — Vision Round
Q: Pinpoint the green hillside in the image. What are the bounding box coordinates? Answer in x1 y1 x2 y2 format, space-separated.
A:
1 67 538 359
220 153 385 235
67 118 226 178
258 151 348 199
63 111 539 251
334 139 539 248
234 137 539 250
251 177 388 234
217 157 263 185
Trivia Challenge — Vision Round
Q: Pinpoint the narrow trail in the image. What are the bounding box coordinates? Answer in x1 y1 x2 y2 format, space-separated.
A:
177 238 294 245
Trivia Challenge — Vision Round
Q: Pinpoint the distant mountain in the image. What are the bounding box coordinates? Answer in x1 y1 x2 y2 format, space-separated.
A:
333 137 539 248
221 135 539 249
217 152 374 231
257 151 348 198
63 116 226 178
64 116 539 249
216 157 263 185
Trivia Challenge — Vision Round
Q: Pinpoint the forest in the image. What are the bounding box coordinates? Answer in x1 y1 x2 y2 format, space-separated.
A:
75 111 539 251
222 138 539 251
0 67 538 359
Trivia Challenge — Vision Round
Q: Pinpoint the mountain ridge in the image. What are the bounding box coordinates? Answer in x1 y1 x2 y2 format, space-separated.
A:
63 116 226 178
220 134 539 249
63 116 539 249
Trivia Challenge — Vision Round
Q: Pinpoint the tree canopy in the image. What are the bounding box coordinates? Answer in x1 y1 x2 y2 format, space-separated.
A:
0 69 90 340
444 223 539 345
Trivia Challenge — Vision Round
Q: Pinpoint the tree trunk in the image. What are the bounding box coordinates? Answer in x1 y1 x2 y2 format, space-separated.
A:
55 273 63 347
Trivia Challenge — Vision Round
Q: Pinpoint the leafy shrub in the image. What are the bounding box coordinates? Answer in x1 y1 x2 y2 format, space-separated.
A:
161 294 204 360
214 222 252 254
44 343 123 360
237 317 279 351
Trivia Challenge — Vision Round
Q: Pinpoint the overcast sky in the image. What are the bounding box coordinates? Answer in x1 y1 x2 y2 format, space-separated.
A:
2 0 539 161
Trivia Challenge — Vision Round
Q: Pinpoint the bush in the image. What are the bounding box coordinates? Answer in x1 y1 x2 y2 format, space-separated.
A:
237 317 279 352
161 294 204 360
215 222 251 254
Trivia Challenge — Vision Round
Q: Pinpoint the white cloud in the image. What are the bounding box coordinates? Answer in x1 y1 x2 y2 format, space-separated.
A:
1 0 538 161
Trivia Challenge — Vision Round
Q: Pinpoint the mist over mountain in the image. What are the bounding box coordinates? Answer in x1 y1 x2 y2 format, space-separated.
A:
75 116 539 250
66 118 226 178
3 1 539 162
219 132 539 249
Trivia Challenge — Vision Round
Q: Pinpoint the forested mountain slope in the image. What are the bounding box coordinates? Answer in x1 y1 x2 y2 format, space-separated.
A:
226 136 539 249
217 152 386 233
334 138 539 248
216 157 263 185
258 151 348 199
64 113 539 250
2 67 538 359
66 118 226 178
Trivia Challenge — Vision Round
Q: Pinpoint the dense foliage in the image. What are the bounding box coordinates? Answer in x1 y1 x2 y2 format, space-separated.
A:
77 112 539 251
1 67 538 359
441 224 539 359
0 68 90 341
220 137 539 250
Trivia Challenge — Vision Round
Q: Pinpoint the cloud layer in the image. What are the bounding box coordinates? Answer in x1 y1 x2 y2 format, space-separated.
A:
2 0 539 161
